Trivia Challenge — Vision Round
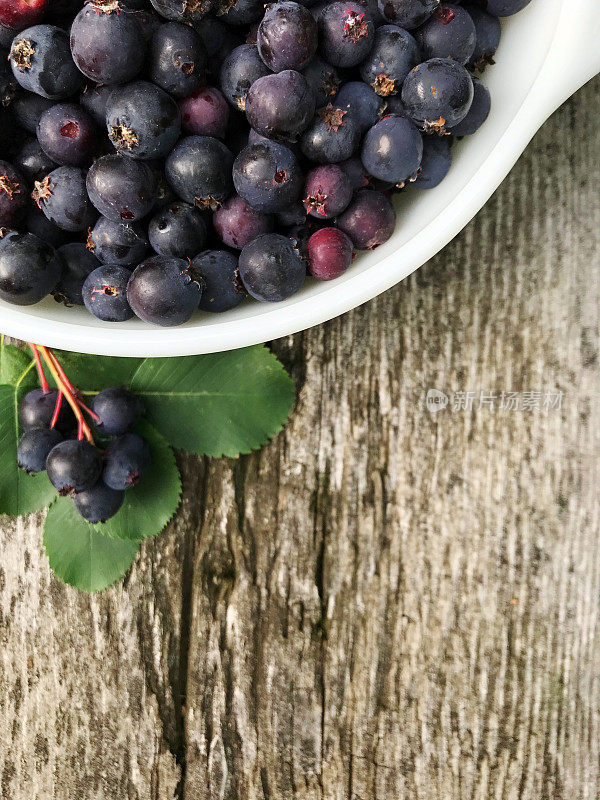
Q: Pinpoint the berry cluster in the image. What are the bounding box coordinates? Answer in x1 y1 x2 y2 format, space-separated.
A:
17 344 150 523
0 0 531 326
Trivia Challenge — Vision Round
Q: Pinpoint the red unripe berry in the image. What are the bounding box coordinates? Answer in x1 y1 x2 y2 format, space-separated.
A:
0 0 47 31
307 227 353 281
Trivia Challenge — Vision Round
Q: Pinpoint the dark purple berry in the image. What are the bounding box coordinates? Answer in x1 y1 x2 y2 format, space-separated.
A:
10 24 83 99
19 386 74 432
12 91 53 133
484 0 531 16
179 86 230 138
414 133 452 188
0 160 27 226
303 164 352 219
166 135 233 210
55 242 100 305
73 481 124 523
25 204 69 247
106 81 181 160
465 5 501 71
46 439 103 495
193 249 246 312
360 24 420 95
401 57 473 132
37 103 97 166
17 427 63 474
70 3 146 85
335 188 395 249
87 216 149 268
219 43 270 111
148 21 207 98
361 114 423 185
415 5 476 65
148 201 208 257
449 76 490 136
245 69 315 143
334 80 385 131
257 1 318 72
91 387 144 436
150 0 214 24
33 166 97 232
213 194 274 249
79 83 115 127
83 264 134 322
127 255 203 326
317 2 375 68
378 0 440 29
86 154 157 221
238 232 305 301
300 104 361 163
15 139 57 183
0 230 62 304
307 226 353 280
233 139 303 213
103 432 151 490
301 55 340 107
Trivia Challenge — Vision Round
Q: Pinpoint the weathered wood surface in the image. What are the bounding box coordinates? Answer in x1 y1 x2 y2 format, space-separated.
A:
1 76 599 800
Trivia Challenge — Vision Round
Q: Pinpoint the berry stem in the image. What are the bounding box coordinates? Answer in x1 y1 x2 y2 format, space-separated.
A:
28 343 49 393
44 348 101 421
50 390 63 429
37 345 95 444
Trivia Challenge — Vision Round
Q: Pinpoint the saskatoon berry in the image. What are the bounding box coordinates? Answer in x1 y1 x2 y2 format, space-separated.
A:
148 202 208 258
257 1 318 72
148 21 207 98
165 135 234 210
334 81 385 131
70 3 147 85
179 86 230 139
276 201 307 227
33 166 97 232
339 157 371 190
303 164 352 219
317 2 375 68
359 24 421 95
79 84 115 127
10 24 84 99
193 249 246 312
485 0 531 16
465 5 501 71
73 481 124 524
24 205 69 248
82 265 134 323
87 154 157 222
414 133 452 189
233 139 303 213
219 44 270 111
106 81 182 160
238 233 306 302
361 114 423 185
103 432 151 490
15 139 57 183
46 439 103 495
378 0 440 29
300 104 361 164
301 55 340 108
307 226 353 280
449 76 490 136
0 160 27 227
88 216 149 268
55 242 100 305
127 255 203 326
91 387 144 437
17 428 63 474
19 387 74 433
0 231 62 305
335 188 396 250
215 0 264 26
12 92 53 133
150 0 214 25
212 194 274 249
37 103 98 167
401 57 474 132
0 0 47 31
245 70 315 144
415 5 476 66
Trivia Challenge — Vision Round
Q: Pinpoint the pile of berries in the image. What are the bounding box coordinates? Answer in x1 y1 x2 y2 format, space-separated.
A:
0 0 531 326
17 345 150 523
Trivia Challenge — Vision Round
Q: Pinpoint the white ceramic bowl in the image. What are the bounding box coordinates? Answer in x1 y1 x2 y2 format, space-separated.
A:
1 0 599 356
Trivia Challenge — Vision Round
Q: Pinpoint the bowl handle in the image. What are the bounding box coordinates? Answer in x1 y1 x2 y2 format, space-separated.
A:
537 0 600 110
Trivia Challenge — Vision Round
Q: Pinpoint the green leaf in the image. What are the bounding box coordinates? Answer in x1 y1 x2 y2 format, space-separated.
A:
49 350 143 393
100 420 181 541
43 500 140 592
130 346 296 457
0 340 34 385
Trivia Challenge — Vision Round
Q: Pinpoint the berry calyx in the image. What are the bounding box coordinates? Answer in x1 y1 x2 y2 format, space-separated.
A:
318 104 347 132
343 10 369 41
32 176 53 208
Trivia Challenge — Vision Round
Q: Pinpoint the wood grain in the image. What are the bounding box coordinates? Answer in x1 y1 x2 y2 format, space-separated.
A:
0 76 598 799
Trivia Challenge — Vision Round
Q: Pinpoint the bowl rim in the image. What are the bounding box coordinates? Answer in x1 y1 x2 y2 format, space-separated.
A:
1 0 599 357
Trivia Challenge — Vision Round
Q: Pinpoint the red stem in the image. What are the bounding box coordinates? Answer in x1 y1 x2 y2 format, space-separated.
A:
50 390 63 428
37 346 95 445
28 343 49 392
